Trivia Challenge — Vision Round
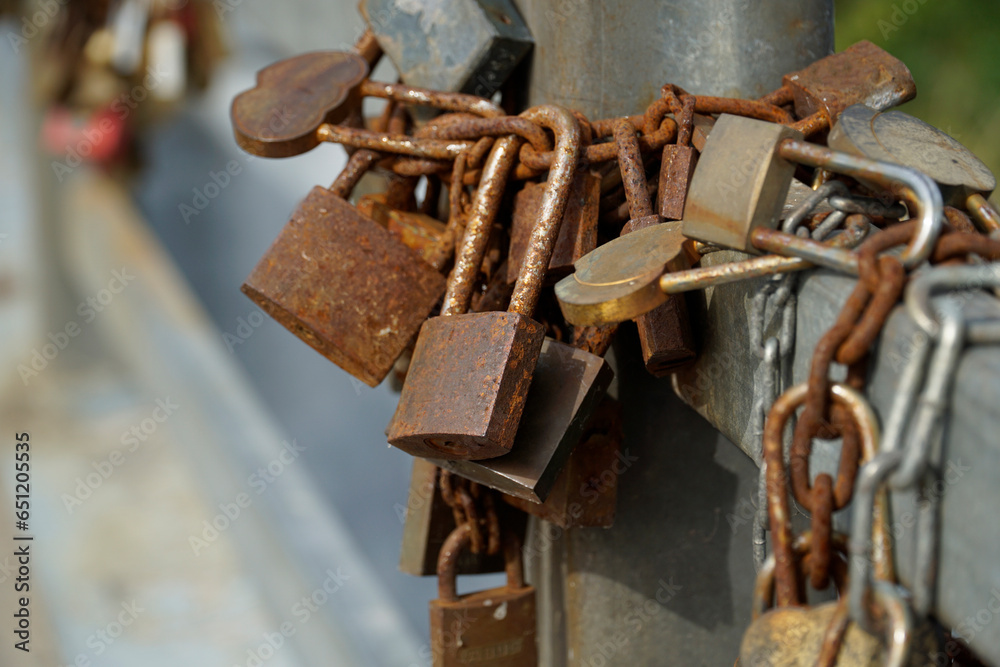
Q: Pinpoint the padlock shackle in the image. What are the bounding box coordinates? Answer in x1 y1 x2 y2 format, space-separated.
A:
905 262 1000 342
612 118 654 220
657 221 867 299
967 193 1000 233
436 524 525 602
359 80 504 118
442 136 523 316
329 148 380 199
509 105 582 318
353 30 383 69
778 139 943 268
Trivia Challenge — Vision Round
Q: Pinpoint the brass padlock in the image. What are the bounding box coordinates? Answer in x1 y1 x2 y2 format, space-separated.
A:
741 576 939 666
739 602 886 666
241 184 446 387
682 113 804 253
555 222 690 326
506 170 601 284
387 106 581 460
430 524 537 667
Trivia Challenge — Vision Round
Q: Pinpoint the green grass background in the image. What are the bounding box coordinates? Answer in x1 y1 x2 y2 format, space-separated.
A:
836 0 1000 182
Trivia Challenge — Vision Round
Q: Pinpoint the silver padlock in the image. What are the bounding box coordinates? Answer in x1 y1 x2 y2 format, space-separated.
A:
362 0 532 98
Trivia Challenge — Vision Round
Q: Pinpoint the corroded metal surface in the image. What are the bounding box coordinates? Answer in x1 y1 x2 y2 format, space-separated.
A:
657 144 698 221
692 95 794 124
509 105 582 317
359 79 504 117
387 311 545 459
241 187 445 387
231 51 368 157
417 113 551 152
429 337 613 501
610 116 698 375
782 40 916 125
625 215 698 375
444 136 522 316
506 171 600 283
316 123 475 159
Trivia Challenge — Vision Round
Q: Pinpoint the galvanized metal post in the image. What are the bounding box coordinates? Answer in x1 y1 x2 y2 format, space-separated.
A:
511 1 834 664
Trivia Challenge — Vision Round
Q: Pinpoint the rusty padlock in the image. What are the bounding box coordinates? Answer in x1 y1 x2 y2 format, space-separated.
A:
424 251 612 502
502 396 622 528
657 92 698 221
399 459 527 576
362 194 450 266
232 48 506 160
682 113 804 253
430 524 537 666
241 161 446 386
780 40 916 136
231 50 369 157
387 106 581 460
428 334 613 501
506 170 601 284
615 117 697 375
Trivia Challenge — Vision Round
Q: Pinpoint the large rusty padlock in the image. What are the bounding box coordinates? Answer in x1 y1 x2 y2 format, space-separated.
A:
430 523 537 667
241 179 446 386
387 106 581 460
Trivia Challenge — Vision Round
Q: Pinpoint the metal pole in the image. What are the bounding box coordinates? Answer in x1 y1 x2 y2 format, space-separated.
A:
511 2 834 664
514 0 833 117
